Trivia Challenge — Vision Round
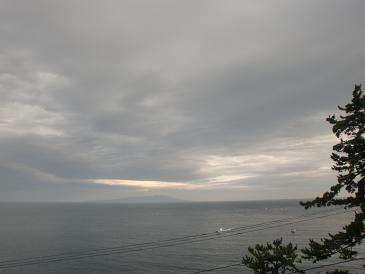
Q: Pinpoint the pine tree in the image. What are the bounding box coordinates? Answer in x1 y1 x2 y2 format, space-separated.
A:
242 238 303 274
300 84 365 262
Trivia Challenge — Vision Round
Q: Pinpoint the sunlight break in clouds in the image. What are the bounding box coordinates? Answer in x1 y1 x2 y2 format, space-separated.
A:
92 176 253 190
93 179 197 190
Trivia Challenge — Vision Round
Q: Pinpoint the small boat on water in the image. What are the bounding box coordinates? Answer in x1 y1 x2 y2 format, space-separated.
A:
216 227 232 233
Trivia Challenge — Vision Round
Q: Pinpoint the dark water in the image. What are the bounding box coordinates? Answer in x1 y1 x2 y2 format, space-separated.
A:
0 200 363 273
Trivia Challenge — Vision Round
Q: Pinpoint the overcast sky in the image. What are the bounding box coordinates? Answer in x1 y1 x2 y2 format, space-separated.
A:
0 0 364 202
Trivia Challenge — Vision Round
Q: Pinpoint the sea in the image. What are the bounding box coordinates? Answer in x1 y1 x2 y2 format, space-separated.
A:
0 200 363 274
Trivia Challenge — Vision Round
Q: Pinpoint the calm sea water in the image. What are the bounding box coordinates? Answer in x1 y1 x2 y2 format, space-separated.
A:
0 200 363 273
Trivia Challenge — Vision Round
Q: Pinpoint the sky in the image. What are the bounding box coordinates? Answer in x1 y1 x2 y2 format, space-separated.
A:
0 0 364 202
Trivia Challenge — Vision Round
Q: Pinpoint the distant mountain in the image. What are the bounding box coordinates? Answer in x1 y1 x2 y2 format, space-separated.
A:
95 195 186 204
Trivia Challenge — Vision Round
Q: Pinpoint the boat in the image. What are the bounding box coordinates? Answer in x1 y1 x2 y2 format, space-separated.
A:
216 227 232 233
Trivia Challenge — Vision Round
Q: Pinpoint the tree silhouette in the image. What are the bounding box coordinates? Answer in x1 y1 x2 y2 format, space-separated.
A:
300 84 365 262
242 238 303 274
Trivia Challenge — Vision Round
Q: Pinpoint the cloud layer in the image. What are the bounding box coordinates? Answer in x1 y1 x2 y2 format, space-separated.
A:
0 0 364 201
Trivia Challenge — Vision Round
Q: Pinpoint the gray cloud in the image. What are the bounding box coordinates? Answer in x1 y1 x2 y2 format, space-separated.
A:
0 0 364 201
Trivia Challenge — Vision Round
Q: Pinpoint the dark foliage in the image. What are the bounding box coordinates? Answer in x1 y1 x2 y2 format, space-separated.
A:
242 238 303 274
301 85 365 262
